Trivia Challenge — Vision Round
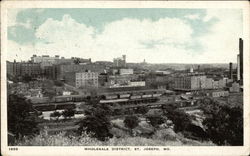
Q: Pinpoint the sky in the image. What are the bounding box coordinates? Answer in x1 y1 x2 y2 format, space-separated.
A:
7 8 243 63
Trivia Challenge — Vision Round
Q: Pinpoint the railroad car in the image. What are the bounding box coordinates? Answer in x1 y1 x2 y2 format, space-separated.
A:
119 93 131 98
54 95 86 103
142 94 153 98
71 95 86 102
100 98 129 104
54 96 72 103
103 94 118 100
130 95 142 99
152 93 162 97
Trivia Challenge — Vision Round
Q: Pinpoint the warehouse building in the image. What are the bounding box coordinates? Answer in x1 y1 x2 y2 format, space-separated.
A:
64 71 98 88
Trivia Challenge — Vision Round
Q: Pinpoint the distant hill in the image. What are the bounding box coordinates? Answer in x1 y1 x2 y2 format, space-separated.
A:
127 63 237 71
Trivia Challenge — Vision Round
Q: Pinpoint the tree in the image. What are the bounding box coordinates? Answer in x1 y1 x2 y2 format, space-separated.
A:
162 105 192 132
50 111 61 120
54 80 64 87
162 105 208 141
146 115 165 130
78 102 113 141
202 104 243 145
73 58 80 64
45 89 56 101
124 109 134 115
7 94 39 140
113 108 125 116
124 115 139 136
7 74 18 83
62 108 75 119
22 74 32 83
136 106 149 115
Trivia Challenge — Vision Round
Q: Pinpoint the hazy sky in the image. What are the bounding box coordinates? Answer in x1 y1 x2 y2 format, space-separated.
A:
7 8 243 63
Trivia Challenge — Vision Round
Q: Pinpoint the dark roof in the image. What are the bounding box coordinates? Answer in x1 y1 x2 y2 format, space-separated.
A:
98 87 166 95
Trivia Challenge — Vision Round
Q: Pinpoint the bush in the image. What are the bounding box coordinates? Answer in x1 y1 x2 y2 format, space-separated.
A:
14 132 102 146
124 115 139 135
50 111 61 120
54 80 64 87
22 74 32 83
152 129 177 141
62 109 75 119
124 109 135 115
136 106 149 114
113 108 125 116
146 115 166 129
184 124 208 141
13 131 215 146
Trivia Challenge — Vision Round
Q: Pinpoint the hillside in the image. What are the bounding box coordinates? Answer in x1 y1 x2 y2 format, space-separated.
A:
14 132 214 146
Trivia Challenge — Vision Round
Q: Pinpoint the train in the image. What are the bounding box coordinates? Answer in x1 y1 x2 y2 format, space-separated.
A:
54 95 86 103
31 89 166 105
31 89 166 112
31 88 198 112
99 89 165 105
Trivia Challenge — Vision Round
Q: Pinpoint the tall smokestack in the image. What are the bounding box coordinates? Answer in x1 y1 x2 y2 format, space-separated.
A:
239 38 243 83
229 62 233 79
237 54 240 81
122 55 126 61
122 55 126 67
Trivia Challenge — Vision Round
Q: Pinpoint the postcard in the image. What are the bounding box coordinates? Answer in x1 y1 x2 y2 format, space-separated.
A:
1 1 250 156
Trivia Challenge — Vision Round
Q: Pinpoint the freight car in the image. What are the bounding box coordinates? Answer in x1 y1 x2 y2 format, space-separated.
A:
99 98 129 104
130 95 142 99
119 93 130 98
54 95 86 103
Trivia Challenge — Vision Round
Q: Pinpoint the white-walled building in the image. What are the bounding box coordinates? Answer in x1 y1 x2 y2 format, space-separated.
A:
31 55 60 68
119 68 134 75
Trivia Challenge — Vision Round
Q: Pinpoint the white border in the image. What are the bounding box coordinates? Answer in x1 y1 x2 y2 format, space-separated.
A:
1 1 250 156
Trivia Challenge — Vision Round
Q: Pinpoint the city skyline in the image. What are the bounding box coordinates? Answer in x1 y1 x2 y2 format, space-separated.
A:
8 8 243 63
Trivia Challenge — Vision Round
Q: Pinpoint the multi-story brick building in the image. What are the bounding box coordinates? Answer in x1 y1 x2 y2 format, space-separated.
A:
206 90 229 97
173 73 229 91
119 68 134 75
174 75 207 91
20 62 42 77
205 78 214 89
31 55 60 68
64 71 98 88
107 74 139 87
113 55 126 67
54 64 105 80
7 61 42 78
31 55 92 68
43 66 55 79
7 61 21 76
229 82 240 93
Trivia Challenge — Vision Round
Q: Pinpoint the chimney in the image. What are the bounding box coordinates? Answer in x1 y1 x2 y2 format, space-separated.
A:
122 55 126 61
237 54 240 81
197 65 200 71
229 62 233 79
239 38 243 83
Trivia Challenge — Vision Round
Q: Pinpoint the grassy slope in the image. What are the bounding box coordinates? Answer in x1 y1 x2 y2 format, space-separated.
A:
14 130 214 146
14 115 215 146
